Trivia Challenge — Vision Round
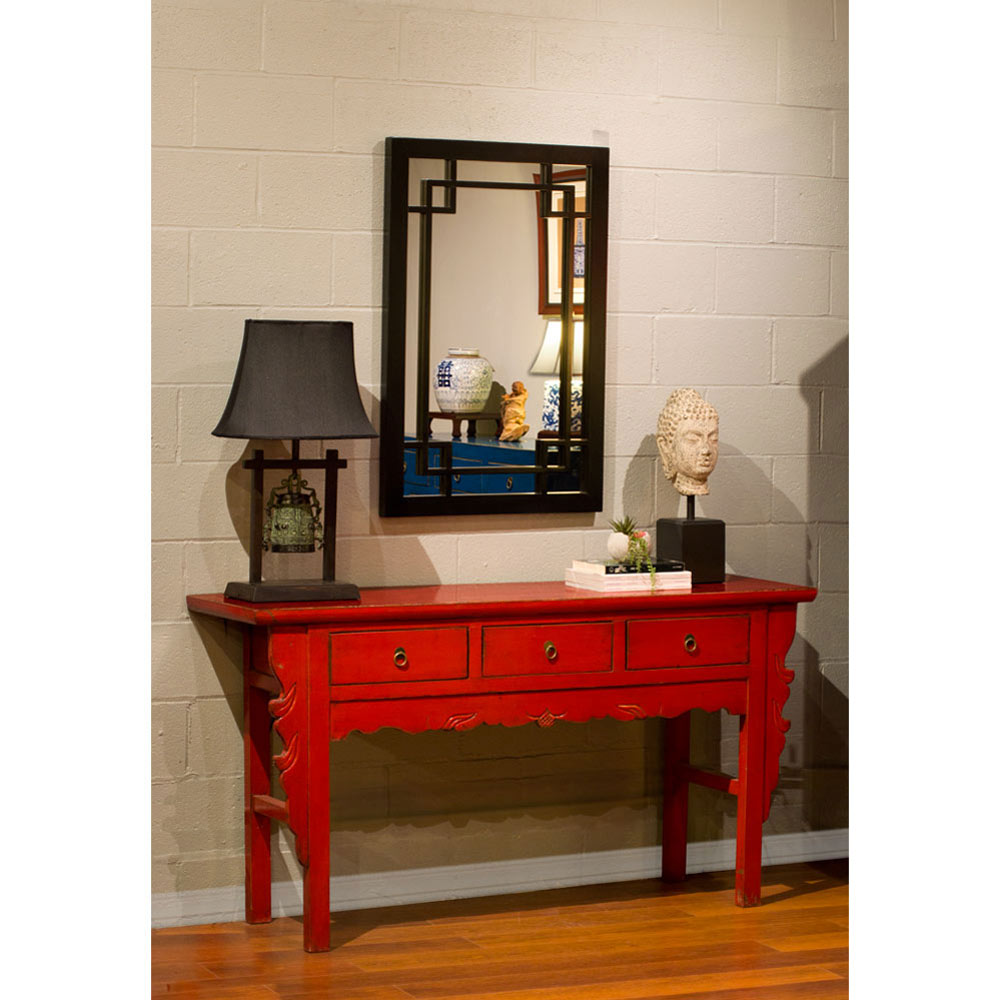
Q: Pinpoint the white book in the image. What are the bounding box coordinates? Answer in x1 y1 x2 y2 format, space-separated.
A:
564 567 692 593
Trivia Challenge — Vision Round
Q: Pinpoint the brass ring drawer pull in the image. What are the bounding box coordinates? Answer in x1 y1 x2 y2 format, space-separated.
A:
393 647 409 669
683 634 698 654
543 641 558 661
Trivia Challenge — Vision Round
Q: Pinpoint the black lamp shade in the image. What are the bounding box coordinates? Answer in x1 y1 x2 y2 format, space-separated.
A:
213 320 377 440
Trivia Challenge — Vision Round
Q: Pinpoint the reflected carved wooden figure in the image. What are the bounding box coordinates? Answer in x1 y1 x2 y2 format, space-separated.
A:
499 380 530 441
187 576 816 953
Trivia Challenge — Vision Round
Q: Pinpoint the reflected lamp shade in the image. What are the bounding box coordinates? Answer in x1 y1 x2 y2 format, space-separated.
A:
213 319 376 441
529 319 584 376
530 320 583 435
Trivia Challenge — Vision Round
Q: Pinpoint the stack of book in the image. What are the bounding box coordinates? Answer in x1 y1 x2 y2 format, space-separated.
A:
564 559 692 593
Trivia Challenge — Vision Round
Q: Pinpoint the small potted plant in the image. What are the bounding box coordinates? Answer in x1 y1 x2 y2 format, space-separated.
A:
607 516 656 589
607 515 637 561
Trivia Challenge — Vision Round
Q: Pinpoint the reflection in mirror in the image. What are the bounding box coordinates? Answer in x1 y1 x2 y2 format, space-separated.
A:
536 169 588 315
380 138 608 517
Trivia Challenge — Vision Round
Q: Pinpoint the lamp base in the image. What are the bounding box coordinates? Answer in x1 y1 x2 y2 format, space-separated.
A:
224 579 361 602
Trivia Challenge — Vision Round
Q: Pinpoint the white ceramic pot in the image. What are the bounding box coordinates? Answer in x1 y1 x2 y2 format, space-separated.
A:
607 532 630 562
434 348 494 414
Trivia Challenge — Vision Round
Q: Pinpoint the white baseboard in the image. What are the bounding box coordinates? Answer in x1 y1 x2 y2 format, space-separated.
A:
152 827 847 928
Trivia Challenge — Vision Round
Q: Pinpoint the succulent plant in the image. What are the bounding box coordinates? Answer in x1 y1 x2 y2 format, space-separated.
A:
608 515 637 536
607 515 655 590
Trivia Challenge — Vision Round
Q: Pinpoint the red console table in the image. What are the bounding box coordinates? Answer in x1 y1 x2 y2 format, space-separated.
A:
187 576 816 953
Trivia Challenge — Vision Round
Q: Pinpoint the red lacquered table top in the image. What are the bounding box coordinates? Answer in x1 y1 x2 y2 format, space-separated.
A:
186 575 817 627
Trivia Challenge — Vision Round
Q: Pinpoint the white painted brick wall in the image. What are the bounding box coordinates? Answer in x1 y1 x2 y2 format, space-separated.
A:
152 0 262 72
151 229 189 305
658 28 778 103
718 103 833 176
716 247 832 316
653 317 772 386
263 1 400 78
194 74 335 150
258 154 380 231
655 171 776 244
189 230 333 305
719 0 834 38
152 150 258 228
152 69 194 146
152 0 848 901
775 176 848 246
609 242 716 313
778 37 848 108
400 12 535 86
534 22 659 96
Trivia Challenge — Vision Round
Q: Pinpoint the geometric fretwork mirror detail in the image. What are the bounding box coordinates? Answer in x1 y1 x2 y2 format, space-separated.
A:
379 137 609 517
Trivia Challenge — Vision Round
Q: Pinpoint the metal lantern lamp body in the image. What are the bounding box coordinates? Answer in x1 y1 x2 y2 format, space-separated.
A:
213 319 377 602
264 472 322 553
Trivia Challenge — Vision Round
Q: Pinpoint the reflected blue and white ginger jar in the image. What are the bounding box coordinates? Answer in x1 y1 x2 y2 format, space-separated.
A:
541 377 583 434
434 348 494 414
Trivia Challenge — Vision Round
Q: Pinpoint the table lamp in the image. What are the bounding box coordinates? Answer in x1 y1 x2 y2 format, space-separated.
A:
530 318 583 436
212 319 377 602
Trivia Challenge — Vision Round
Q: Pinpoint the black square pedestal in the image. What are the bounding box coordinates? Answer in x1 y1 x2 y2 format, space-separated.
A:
656 518 726 585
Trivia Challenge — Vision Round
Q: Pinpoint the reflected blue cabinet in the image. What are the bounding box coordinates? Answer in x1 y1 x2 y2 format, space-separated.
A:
404 438 535 495
403 437 581 496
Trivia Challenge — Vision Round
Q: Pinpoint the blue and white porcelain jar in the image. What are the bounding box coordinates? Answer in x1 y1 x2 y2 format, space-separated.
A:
541 377 583 434
434 348 494 414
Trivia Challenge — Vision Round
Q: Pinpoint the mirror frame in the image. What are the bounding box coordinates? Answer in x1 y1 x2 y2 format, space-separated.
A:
378 136 609 517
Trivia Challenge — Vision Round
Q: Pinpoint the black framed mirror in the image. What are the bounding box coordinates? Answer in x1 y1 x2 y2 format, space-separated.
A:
379 137 609 517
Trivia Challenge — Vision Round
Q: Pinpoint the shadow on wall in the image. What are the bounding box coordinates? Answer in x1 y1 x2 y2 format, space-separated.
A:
625 433 817 587
681 636 844 842
156 615 245 896
611 336 848 840
800 335 848 832
270 718 662 884
189 630 664 888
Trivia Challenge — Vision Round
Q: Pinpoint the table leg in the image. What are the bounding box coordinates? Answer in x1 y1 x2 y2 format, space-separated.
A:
661 712 691 882
244 629 272 923
302 751 331 953
268 629 332 952
735 678 766 906
302 636 331 954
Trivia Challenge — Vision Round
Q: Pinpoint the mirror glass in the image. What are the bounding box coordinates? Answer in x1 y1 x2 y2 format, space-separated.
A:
379 138 608 517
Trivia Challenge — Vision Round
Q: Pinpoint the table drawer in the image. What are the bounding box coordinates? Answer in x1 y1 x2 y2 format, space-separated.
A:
483 621 613 677
328 627 469 685
626 616 749 670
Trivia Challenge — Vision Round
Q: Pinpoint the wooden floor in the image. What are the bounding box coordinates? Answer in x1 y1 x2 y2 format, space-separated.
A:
152 860 848 999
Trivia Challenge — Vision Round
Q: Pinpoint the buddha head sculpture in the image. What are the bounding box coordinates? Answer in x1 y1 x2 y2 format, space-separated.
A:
656 388 719 496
